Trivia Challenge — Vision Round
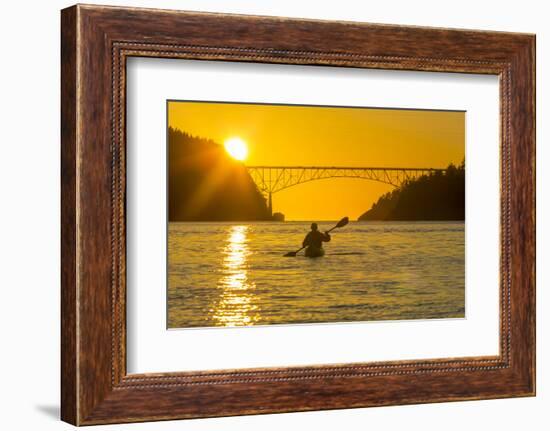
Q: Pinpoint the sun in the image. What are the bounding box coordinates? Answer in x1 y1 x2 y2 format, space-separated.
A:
224 137 248 161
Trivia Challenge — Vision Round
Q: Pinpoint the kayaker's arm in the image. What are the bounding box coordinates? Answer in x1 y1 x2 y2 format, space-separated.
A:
302 233 311 248
322 232 331 242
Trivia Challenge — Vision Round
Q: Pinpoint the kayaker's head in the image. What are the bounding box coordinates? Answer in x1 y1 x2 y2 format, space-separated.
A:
311 222 318 231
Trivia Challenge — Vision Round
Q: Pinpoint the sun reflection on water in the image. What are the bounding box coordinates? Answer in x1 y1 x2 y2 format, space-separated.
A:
210 225 260 326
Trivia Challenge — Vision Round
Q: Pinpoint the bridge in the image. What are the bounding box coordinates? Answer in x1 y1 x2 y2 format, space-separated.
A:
246 166 446 216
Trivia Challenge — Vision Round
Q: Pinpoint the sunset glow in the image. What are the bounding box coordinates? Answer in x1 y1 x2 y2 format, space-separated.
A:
169 101 464 220
224 137 248 161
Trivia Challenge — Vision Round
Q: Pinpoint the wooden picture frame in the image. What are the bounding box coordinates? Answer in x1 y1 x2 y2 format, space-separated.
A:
61 4 535 425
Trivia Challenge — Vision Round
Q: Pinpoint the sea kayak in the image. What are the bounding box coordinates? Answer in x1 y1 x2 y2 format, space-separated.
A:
305 246 325 258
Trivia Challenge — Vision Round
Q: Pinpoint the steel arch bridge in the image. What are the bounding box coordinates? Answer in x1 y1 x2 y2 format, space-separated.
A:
246 165 446 215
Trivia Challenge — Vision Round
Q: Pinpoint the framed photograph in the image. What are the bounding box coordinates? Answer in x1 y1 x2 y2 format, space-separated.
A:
61 4 535 425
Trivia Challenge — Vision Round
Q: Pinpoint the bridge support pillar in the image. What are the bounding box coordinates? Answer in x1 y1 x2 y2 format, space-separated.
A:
268 192 273 218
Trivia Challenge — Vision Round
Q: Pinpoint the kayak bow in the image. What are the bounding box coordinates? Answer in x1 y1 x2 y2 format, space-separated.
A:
305 246 325 258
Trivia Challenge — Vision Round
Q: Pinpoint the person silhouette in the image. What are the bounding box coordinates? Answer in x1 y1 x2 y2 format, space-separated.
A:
302 223 331 257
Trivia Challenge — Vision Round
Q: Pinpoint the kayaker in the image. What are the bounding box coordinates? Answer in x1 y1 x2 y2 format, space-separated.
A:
302 223 331 257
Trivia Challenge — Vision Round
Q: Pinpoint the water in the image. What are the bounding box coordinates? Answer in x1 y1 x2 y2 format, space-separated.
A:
168 221 465 328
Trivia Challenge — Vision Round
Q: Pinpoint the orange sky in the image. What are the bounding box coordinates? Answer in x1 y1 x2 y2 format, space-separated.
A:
168 101 464 221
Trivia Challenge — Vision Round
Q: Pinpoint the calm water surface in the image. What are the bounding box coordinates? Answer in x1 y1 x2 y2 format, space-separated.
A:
168 221 464 328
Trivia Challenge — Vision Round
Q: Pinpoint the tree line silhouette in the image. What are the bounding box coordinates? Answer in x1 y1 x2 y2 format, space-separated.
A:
168 127 271 221
358 161 465 221
169 126 464 222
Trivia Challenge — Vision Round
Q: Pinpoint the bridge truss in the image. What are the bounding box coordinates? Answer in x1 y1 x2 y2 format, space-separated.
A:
246 166 445 215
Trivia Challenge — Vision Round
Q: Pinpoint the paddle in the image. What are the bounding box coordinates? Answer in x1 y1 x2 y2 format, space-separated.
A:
284 217 349 257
